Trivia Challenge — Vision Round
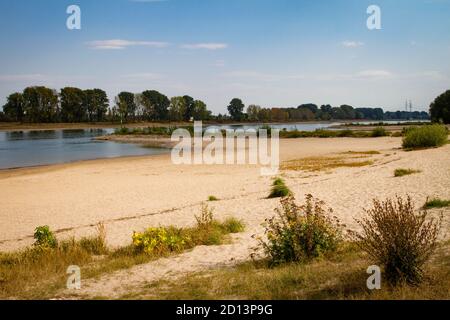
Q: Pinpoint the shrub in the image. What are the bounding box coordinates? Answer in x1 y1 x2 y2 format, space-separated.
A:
423 198 450 209
402 124 448 149
132 205 245 254
258 195 342 266
208 196 219 202
371 127 388 137
352 196 442 286
394 168 421 177
33 226 57 248
132 227 187 255
267 178 291 198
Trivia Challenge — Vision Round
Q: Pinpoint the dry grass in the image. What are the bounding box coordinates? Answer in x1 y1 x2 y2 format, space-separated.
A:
340 150 381 155
119 241 450 300
282 155 374 172
0 215 244 299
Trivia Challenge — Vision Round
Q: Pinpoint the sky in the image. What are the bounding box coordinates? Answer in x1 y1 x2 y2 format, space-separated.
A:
0 0 449 114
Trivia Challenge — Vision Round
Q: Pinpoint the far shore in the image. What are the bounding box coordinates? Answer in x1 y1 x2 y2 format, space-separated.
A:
0 120 431 132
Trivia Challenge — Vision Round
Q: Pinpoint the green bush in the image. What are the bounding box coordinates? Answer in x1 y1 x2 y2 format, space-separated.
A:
371 127 388 137
33 226 57 248
394 168 421 177
268 178 291 198
352 196 442 286
423 198 450 209
259 195 342 266
132 205 245 254
402 124 448 149
208 196 219 202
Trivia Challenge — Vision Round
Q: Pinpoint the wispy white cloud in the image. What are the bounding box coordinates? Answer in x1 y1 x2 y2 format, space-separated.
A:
341 41 365 48
0 74 45 82
87 39 169 50
181 43 228 50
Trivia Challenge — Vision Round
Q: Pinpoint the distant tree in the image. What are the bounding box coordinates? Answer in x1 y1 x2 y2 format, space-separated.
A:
115 92 136 122
340 104 356 119
141 90 170 121
169 96 187 121
247 104 261 121
270 108 289 121
258 108 271 122
183 95 195 121
60 87 85 122
298 103 318 114
2 92 24 122
227 98 245 121
192 100 210 120
84 89 109 122
23 86 59 123
430 90 450 124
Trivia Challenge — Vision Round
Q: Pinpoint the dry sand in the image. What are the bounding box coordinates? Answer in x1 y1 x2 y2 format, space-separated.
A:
0 137 449 298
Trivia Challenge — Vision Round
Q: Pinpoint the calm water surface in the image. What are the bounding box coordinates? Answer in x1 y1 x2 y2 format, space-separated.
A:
0 129 168 170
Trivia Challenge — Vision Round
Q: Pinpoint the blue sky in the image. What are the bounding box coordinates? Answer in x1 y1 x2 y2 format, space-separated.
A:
0 0 449 113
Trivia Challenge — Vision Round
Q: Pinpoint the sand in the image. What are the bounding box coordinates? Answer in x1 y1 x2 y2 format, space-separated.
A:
0 137 449 298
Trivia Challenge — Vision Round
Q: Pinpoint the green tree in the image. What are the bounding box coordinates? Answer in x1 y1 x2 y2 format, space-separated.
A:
23 86 58 123
192 100 210 120
169 96 187 121
60 87 85 122
83 89 109 122
227 98 245 121
247 104 261 121
141 90 170 121
115 92 136 122
183 95 195 121
430 90 450 124
2 92 24 122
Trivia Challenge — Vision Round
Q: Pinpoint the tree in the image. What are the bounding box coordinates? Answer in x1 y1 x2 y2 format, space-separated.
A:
23 86 58 123
115 92 136 122
169 96 186 121
84 89 109 122
270 108 289 121
2 92 24 122
430 90 450 124
192 100 210 120
298 103 318 114
141 90 170 121
340 104 356 119
183 95 195 121
247 104 261 121
258 108 271 122
60 87 85 122
227 98 245 121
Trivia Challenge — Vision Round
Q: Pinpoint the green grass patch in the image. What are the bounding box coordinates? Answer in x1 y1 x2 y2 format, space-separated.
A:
207 196 219 202
423 198 450 209
394 168 421 177
267 178 292 198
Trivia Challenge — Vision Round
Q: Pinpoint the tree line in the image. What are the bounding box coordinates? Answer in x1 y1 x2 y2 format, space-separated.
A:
228 99 429 122
1 86 434 123
0 86 212 123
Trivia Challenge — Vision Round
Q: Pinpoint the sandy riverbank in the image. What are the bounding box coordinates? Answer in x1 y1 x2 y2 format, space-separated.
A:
1 137 449 298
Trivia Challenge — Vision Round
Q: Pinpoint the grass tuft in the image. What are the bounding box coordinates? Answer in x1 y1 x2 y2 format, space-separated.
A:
423 198 450 209
267 178 292 199
394 168 421 177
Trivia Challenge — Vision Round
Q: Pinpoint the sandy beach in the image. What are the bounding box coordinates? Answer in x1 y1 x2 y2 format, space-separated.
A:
1 136 449 298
